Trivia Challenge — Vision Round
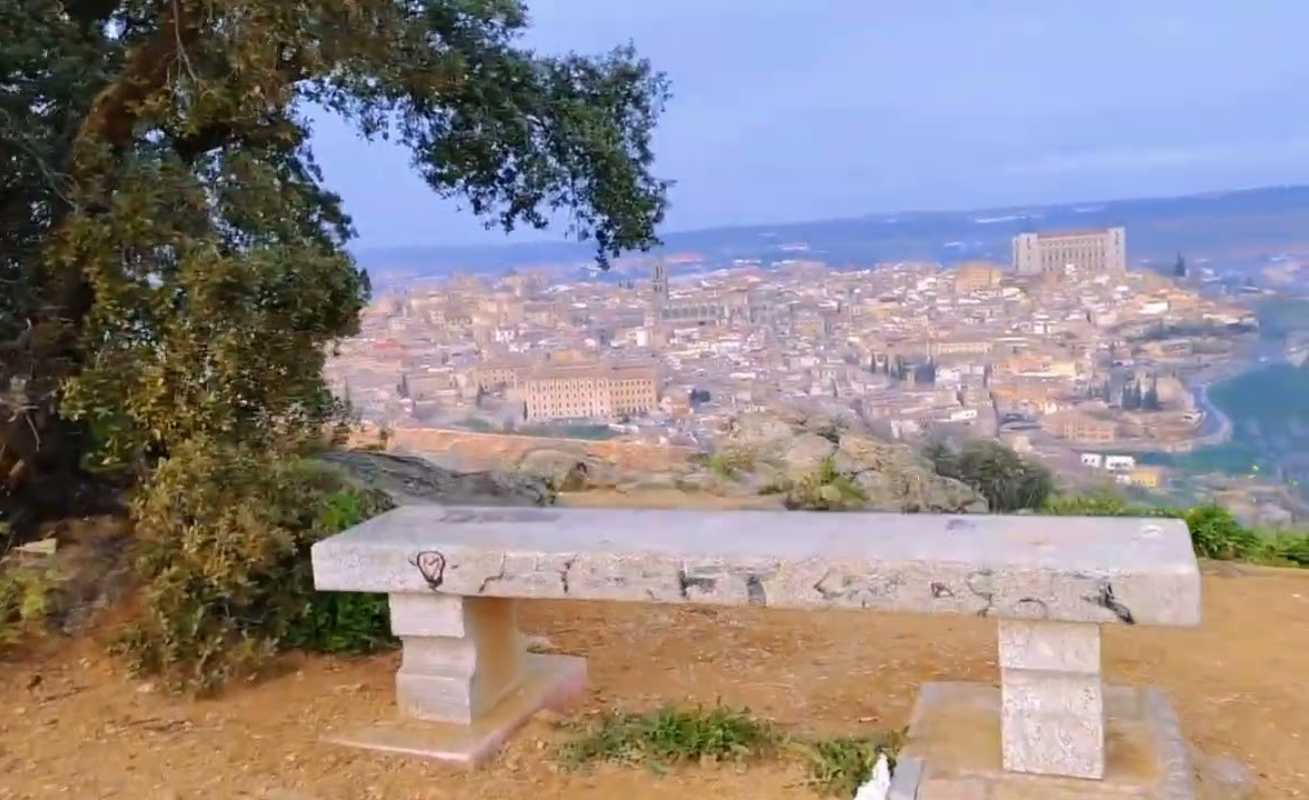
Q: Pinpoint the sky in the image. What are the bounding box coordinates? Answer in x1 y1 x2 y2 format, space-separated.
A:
308 0 1309 251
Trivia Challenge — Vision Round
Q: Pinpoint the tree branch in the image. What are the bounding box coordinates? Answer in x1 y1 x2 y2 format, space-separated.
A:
74 0 199 165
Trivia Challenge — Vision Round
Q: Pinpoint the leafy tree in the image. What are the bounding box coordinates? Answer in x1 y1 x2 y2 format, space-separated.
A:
1121 379 1142 410
1 0 669 530
1142 375 1162 411
921 439 956 474
2 0 668 685
927 439 1053 512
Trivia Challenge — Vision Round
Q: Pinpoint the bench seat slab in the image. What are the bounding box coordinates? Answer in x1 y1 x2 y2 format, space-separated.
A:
312 506 1202 627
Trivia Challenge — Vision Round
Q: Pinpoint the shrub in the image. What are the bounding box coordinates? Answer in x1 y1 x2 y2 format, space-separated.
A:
1043 491 1134 517
1043 491 1183 520
798 730 906 798
559 705 780 769
114 440 394 693
0 562 60 646
1264 532 1309 566
784 458 869 510
282 592 393 654
1184 504 1262 561
281 490 397 654
708 447 756 480
928 440 1053 512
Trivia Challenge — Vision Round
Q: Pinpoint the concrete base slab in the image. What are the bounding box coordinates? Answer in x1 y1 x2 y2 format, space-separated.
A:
889 682 1195 799
324 653 587 767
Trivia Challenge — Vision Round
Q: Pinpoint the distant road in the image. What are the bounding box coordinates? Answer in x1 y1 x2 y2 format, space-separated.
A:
1187 342 1292 446
1192 381 1233 444
1107 367 1240 455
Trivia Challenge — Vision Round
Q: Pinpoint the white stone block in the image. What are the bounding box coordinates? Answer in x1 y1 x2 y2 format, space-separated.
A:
391 596 525 724
397 669 479 724
389 593 468 638
400 636 476 673
999 619 1100 674
1001 619 1106 780
1002 671 1104 778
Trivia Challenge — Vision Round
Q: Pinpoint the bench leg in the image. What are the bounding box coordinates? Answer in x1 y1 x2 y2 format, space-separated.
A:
998 619 1105 779
389 593 525 724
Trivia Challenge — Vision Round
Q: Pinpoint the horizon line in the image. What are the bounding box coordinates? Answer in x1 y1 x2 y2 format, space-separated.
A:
349 182 1309 255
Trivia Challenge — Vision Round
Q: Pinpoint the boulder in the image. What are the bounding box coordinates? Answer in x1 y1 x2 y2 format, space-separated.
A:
727 413 798 449
712 412 988 514
615 472 682 493
837 435 987 513
853 469 987 514
675 470 723 493
783 433 837 478
516 448 619 491
321 450 554 507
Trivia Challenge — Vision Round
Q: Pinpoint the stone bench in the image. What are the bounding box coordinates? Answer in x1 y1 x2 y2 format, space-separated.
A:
312 505 1201 789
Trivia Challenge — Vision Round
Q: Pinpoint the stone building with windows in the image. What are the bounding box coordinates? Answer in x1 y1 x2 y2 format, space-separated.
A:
1013 227 1126 276
1042 411 1119 443
522 362 659 421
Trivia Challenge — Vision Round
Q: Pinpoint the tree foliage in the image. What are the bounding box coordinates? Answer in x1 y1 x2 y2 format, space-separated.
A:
1 0 670 530
114 442 395 691
927 439 1053 513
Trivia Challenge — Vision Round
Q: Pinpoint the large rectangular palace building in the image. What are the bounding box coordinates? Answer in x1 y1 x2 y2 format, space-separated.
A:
1012 227 1126 276
522 362 659 421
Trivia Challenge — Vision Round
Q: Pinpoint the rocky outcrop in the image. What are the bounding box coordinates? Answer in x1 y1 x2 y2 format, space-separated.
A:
330 413 984 514
516 448 621 491
321 450 555 507
837 435 988 513
705 411 988 513
783 433 837 479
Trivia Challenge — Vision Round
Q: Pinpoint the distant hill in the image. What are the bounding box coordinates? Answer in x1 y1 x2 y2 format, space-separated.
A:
355 185 1309 288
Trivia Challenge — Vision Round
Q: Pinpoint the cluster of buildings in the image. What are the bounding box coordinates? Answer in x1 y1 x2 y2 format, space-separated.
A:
326 226 1258 491
1078 452 1163 488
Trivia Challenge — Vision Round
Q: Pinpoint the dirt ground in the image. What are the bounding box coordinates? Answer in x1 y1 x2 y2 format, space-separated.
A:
1 564 1307 800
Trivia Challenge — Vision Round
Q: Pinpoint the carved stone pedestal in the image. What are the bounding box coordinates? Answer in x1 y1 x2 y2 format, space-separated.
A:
323 593 587 767
887 682 1196 799
999 619 1105 779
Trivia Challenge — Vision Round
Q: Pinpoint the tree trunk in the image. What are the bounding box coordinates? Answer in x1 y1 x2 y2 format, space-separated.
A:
1 1 195 543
